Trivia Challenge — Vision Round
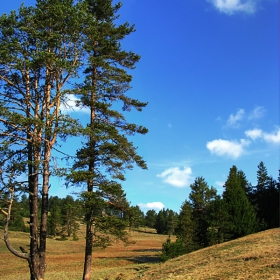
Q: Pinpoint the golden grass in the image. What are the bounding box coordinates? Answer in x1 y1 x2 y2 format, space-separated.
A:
135 228 280 280
0 228 170 280
0 228 279 280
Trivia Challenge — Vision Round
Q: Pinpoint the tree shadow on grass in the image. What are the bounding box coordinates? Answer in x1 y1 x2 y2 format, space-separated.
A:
129 255 161 263
95 255 161 264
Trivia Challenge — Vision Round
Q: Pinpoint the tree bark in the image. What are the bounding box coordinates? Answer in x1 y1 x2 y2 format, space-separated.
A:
83 218 94 280
82 63 97 280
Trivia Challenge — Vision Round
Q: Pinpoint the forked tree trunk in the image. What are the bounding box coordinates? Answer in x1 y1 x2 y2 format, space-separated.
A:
24 66 45 280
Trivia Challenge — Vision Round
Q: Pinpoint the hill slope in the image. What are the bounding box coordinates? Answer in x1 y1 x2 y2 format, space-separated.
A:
121 228 280 280
0 228 279 279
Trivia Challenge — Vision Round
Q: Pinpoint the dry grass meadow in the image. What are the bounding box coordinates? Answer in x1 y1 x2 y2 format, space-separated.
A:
0 227 279 280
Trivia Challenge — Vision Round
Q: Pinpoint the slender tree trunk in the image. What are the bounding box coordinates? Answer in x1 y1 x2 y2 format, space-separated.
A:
28 143 42 280
26 65 45 279
39 143 50 279
27 66 51 280
82 65 96 280
83 216 94 280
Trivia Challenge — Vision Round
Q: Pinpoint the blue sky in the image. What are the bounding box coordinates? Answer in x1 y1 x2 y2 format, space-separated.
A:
2 0 279 213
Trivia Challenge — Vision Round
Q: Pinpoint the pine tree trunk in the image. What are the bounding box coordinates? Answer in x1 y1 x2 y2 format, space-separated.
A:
29 256 45 280
29 145 47 280
83 220 93 280
82 64 97 280
29 171 46 279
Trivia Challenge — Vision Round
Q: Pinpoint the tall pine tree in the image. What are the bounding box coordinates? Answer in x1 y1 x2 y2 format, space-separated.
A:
223 166 258 239
189 177 216 248
0 1 82 278
207 195 230 244
145 209 157 229
66 1 148 279
175 200 195 252
253 161 279 229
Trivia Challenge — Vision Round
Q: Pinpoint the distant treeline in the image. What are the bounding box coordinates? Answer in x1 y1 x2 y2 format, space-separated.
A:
156 161 279 260
1 162 278 250
123 162 279 261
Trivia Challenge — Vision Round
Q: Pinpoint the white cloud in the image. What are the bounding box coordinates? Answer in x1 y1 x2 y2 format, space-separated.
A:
248 106 266 120
227 109 245 128
138 202 165 211
60 94 90 114
157 166 193 187
245 128 262 140
245 127 280 144
225 106 266 128
209 0 257 15
263 128 280 144
206 138 250 159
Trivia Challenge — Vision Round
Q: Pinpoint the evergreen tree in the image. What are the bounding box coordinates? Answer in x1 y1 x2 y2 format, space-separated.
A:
253 162 279 229
128 206 145 230
19 195 30 218
155 209 167 234
0 2 146 279
145 209 157 228
189 177 217 248
0 194 27 232
223 166 258 239
256 161 270 190
175 200 195 252
207 195 230 245
0 1 84 278
165 209 178 235
65 1 148 279
161 236 186 262
61 195 80 238
265 177 279 228
48 204 62 237
155 208 178 235
237 170 253 198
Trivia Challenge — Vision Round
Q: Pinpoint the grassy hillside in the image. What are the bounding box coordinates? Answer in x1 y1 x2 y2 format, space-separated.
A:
0 228 279 279
136 228 280 280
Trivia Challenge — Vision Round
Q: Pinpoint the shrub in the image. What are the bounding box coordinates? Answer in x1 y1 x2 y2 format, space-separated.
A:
161 236 186 262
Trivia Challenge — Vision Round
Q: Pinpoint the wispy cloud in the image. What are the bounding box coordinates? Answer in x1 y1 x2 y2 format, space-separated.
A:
157 166 193 187
208 0 257 15
226 106 266 128
60 94 90 114
226 108 245 128
248 106 266 120
206 138 250 159
245 127 280 144
138 202 165 212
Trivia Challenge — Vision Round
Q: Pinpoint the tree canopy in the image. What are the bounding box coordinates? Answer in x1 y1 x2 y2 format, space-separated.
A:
0 1 147 279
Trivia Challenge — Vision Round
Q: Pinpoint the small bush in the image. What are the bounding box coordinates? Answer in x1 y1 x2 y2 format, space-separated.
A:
72 232 79 241
161 236 186 262
56 235 68 241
